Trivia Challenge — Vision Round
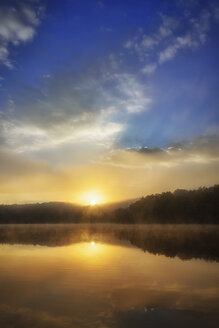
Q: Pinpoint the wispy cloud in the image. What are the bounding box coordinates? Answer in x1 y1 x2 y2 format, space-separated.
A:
123 14 178 62
0 1 43 68
159 10 211 63
0 113 123 156
123 3 216 73
142 63 157 75
108 73 152 113
0 66 152 156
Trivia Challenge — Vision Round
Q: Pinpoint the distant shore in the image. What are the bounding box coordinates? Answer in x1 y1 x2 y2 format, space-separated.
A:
0 185 218 224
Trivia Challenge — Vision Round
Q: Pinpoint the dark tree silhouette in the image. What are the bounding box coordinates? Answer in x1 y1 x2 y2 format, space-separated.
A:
112 185 219 224
0 185 218 224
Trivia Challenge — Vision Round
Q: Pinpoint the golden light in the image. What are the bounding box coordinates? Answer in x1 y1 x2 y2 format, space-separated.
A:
77 190 106 205
72 242 106 259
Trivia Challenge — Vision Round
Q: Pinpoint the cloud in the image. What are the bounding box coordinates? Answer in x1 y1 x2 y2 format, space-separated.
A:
42 74 51 79
104 135 219 168
0 147 49 178
141 36 158 49
0 68 112 145
108 53 119 69
2 2 214 161
0 147 58 199
0 135 218 204
159 10 211 63
159 14 178 37
107 73 152 113
142 63 157 75
0 67 151 157
123 14 178 61
159 45 178 63
123 3 216 71
0 114 123 155
0 1 43 68
0 147 45 179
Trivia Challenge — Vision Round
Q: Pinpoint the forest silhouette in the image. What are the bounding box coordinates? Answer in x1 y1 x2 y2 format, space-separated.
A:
0 185 218 224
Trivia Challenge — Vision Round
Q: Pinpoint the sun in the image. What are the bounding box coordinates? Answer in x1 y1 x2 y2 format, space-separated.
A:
77 190 106 206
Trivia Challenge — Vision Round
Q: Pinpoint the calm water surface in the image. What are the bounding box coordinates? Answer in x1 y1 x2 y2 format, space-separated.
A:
0 224 218 328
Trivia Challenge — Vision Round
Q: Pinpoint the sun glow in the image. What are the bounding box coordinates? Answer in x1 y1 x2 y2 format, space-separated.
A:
78 190 106 205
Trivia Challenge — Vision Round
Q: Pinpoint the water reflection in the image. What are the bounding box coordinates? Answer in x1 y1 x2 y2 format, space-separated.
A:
0 224 218 261
0 224 218 327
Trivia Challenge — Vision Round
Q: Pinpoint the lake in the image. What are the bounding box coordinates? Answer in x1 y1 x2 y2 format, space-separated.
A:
0 224 218 328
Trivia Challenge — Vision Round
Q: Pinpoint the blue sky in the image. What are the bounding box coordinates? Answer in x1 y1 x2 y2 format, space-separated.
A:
0 0 218 203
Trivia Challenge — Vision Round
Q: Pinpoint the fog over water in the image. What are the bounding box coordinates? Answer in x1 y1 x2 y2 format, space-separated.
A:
0 224 218 328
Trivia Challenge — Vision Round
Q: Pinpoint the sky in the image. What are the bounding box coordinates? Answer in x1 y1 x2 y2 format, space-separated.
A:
0 0 219 204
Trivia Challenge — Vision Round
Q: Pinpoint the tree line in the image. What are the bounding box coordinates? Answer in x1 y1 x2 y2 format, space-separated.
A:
111 185 219 224
0 185 218 224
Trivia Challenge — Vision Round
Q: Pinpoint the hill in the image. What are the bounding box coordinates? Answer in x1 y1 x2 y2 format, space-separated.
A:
0 185 218 224
111 185 219 224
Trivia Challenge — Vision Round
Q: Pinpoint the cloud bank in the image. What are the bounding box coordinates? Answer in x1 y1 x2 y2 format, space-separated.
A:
0 135 218 204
